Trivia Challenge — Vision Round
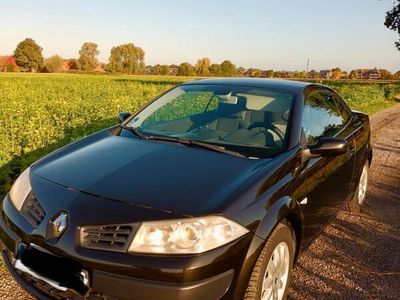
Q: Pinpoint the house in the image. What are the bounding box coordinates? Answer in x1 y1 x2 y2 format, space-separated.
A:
261 70 274 78
243 68 255 77
63 60 71 71
236 67 247 77
94 64 105 73
319 69 333 79
0 55 19 72
169 64 179 75
356 68 381 80
145 65 152 75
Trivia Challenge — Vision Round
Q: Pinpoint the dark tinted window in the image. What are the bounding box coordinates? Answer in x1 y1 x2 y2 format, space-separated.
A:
331 92 352 122
302 90 347 145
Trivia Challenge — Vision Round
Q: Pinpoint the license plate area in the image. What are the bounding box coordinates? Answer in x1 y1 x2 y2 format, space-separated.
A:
16 243 89 295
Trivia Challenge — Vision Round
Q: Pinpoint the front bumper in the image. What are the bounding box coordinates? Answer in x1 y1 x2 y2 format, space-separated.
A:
1 248 233 300
0 193 251 300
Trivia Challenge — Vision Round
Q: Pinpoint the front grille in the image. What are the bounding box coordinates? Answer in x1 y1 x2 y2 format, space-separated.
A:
80 224 135 252
20 192 46 227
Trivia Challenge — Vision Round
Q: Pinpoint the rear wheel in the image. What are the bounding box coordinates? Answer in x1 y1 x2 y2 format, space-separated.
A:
347 162 369 212
245 222 295 300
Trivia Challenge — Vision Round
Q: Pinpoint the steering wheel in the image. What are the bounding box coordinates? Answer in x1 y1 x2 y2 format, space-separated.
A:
246 122 285 142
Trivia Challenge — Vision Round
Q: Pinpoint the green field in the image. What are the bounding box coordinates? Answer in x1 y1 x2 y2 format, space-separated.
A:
0 73 399 196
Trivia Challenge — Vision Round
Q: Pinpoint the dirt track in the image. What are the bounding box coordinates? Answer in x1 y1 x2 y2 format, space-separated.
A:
1 105 400 300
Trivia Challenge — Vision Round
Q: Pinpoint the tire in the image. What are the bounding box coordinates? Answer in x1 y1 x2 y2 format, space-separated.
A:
347 161 369 213
244 222 295 300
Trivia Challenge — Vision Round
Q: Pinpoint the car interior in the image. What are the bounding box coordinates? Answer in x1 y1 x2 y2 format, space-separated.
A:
141 89 294 150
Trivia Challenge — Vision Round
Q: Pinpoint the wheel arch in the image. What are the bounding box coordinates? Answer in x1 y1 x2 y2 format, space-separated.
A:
253 195 303 260
232 195 304 299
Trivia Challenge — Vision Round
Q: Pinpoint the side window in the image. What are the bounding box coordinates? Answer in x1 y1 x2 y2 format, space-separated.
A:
331 92 352 123
302 90 347 145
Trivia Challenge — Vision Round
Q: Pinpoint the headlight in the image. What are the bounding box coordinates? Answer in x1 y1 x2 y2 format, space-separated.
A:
128 216 249 254
9 167 32 211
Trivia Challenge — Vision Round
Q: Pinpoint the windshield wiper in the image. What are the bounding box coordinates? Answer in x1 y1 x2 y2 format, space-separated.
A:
121 127 246 158
121 125 148 140
145 135 246 158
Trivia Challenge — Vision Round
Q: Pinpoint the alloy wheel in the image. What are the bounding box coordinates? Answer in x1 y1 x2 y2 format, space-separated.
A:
358 164 368 205
261 242 290 300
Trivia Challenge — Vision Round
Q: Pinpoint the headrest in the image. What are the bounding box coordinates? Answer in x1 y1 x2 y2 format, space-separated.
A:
216 92 238 105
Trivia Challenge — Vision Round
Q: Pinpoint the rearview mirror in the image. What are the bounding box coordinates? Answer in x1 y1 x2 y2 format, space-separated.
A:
308 137 347 157
118 112 131 123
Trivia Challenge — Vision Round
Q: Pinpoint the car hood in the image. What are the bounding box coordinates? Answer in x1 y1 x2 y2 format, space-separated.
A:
32 129 268 216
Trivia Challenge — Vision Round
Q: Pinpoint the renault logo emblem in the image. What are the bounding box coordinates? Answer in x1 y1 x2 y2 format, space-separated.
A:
48 212 68 239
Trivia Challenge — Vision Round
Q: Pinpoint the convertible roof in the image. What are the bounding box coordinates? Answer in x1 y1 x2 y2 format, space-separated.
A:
182 78 313 93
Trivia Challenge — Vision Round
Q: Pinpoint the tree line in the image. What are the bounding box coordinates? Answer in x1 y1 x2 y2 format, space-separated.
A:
10 38 146 74
4 38 400 79
7 38 240 77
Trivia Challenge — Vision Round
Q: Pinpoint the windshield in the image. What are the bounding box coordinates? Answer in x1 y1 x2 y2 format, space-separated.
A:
127 84 295 158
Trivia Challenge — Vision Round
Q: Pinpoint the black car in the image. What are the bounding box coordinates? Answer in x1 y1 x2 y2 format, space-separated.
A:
0 78 371 300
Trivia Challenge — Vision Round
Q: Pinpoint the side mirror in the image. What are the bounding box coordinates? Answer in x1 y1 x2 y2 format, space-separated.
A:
118 112 131 123
308 137 347 157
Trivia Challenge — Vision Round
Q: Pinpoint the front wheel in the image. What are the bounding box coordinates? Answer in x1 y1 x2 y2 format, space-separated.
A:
347 161 369 212
245 222 295 300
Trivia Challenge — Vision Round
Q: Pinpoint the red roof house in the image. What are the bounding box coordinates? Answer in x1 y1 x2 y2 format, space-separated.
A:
355 68 381 80
0 56 19 72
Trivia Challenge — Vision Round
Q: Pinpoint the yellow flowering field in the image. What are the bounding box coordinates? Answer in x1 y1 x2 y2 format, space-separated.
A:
0 73 399 195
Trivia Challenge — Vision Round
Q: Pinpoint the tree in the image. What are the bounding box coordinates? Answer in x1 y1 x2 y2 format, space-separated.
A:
250 69 262 77
151 64 160 75
331 67 343 80
67 58 81 70
293 71 307 78
385 1 400 50
308 69 319 78
273 71 285 78
220 60 237 77
177 62 195 76
14 38 43 72
265 69 274 78
6 64 16 72
78 42 99 72
349 70 358 79
195 57 211 76
286 71 295 78
379 69 394 80
108 43 145 74
42 55 64 73
209 64 222 76
159 65 169 75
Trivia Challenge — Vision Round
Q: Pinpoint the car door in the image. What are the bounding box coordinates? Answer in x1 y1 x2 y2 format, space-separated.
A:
299 88 356 244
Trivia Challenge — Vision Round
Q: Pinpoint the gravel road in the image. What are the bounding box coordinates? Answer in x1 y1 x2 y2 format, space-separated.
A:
1 105 399 300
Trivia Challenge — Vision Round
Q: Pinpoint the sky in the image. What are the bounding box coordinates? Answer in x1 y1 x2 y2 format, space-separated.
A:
0 0 399 72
